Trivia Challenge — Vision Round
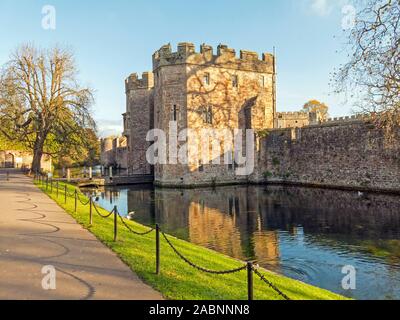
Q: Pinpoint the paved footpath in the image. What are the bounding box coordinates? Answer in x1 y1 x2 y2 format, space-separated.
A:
0 169 163 300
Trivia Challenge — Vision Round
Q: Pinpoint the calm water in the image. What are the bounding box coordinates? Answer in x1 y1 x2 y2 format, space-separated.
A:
86 184 400 300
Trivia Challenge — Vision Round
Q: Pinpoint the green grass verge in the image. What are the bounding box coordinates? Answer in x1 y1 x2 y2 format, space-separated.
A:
34 179 348 300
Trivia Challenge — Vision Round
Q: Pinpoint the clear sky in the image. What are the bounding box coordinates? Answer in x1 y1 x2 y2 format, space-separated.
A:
0 0 353 137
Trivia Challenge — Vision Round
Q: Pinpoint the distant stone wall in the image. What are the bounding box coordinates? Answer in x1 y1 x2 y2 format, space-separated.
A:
275 111 310 128
257 119 400 192
100 136 128 169
0 150 52 172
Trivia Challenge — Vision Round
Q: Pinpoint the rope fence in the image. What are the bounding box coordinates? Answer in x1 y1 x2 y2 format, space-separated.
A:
118 211 155 236
34 174 291 301
93 201 115 219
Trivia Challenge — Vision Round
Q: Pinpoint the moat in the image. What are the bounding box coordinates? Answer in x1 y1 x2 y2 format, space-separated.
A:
85 184 400 300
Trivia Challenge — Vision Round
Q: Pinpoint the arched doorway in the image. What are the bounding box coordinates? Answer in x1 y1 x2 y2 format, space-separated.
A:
5 153 15 168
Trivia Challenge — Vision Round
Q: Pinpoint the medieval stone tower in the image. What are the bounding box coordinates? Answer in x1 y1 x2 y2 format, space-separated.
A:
124 43 276 186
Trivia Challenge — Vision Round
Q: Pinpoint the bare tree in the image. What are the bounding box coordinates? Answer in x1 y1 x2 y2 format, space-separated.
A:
0 44 95 173
335 0 399 139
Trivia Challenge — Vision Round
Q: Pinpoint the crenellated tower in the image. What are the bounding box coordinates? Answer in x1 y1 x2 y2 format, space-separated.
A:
124 42 276 186
125 72 154 175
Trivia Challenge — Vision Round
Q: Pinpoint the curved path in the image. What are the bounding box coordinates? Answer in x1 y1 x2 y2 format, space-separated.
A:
0 169 163 300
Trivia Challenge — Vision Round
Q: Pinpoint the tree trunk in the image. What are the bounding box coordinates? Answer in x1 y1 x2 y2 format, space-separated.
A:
31 137 45 174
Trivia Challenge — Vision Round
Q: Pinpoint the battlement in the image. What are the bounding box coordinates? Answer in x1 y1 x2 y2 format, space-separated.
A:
125 72 154 92
277 111 309 119
317 114 367 126
152 42 275 73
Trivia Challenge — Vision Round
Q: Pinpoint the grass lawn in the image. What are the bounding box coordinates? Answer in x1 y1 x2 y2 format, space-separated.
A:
34 178 348 300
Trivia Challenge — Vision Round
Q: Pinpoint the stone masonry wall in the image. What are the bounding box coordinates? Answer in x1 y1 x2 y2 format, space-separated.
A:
152 43 276 187
258 119 400 192
125 72 154 174
0 150 52 171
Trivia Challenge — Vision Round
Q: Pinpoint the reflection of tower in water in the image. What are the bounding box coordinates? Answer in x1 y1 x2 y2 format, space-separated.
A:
188 197 280 268
188 202 244 259
253 231 280 268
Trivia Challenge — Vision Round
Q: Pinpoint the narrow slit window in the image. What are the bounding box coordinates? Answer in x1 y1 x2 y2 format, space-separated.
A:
172 105 178 121
260 75 266 88
203 73 210 85
232 75 238 88
207 106 213 124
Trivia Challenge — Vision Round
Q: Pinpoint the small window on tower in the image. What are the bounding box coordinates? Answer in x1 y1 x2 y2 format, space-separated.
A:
172 105 179 121
260 75 266 88
203 73 210 85
232 75 238 88
200 106 213 124
206 106 213 124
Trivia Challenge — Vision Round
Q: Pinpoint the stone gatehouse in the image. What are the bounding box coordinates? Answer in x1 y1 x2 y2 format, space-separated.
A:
123 42 277 186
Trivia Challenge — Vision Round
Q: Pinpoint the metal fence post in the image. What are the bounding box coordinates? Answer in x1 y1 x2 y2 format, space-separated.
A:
113 205 118 242
74 190 77 212
156 224 160 275
56 181 59 197
46 177 49 191
51 179 53 193
64 185 67 204
89 197 93 226
247 262 254 301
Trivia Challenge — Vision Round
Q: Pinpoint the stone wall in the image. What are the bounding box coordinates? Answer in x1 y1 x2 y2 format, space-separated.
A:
0 150 52 172
100 136 128 169
257 119 400 193
275 112 310 128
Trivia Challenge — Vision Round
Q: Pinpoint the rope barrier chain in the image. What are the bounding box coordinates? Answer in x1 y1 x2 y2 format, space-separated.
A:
92 201 115 218
117 211 155 236
161 231 247 275
252 267 291 300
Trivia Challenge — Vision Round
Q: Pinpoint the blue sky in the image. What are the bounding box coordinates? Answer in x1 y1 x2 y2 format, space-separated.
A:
0 0 353 136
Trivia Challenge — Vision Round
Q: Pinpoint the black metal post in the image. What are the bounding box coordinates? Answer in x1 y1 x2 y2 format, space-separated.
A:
46 177 49 191
64 185 67 204
56 181 59 197
6 172 9 181
51 179 53 193
247 262 254 301
74 190 77 212
89 197 93 226
156 224 160 275
113 205 118 242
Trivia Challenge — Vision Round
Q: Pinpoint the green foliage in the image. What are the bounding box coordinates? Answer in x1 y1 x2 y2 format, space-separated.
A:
263 171 273 179
257 130 270 138
272 157 280 166
54 128 100 168
35 180 348 300
0 132 27 151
